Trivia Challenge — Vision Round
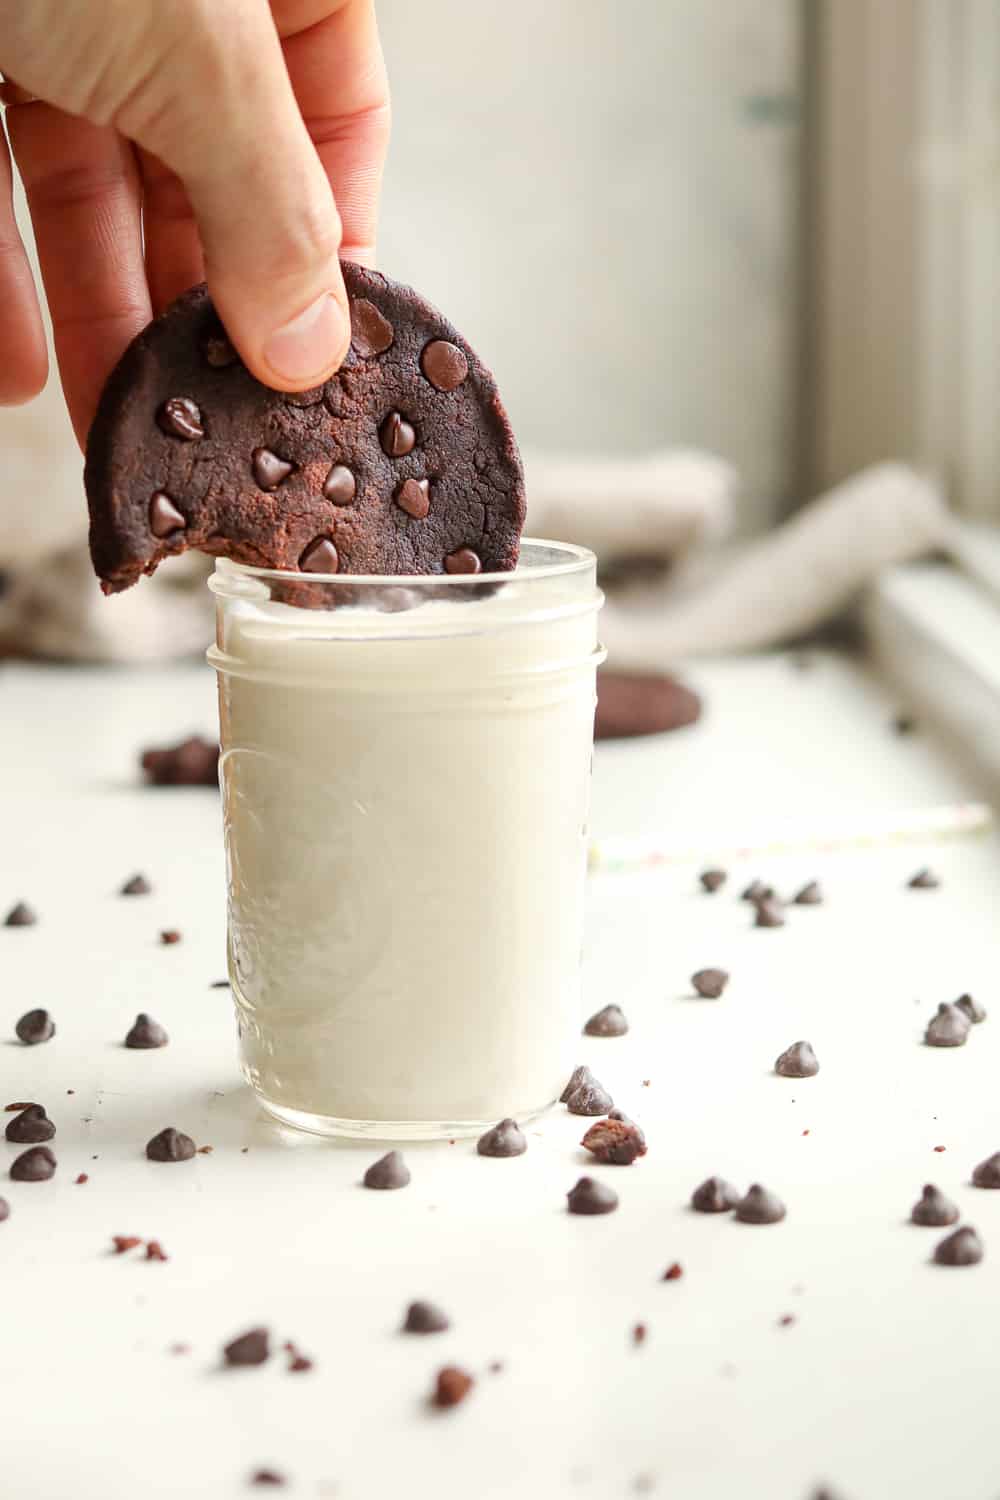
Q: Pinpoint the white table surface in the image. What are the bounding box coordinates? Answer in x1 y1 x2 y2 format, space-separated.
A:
3 650 1000 1500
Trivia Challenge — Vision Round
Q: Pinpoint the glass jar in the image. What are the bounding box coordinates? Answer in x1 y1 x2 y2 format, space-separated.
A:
208 540 604 1139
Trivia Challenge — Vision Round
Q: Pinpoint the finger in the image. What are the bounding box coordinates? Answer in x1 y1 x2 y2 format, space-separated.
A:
138 148 204 314
125 0 350 392
0 111 47 403
279 0 391 267
8 105 149 447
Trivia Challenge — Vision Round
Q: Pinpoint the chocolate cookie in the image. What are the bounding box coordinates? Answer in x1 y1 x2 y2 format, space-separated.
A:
85 263 526 592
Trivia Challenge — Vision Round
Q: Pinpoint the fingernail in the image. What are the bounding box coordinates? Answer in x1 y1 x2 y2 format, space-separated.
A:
262 292 344 384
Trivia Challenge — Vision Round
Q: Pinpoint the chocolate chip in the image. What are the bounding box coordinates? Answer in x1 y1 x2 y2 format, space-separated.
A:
120 873 151 896
421 340 468 392
380 411 416 457
432 1366 474 1408
933 1226 983 1266
691 968 728 999
911 1184 959 1225
250 1471 286 1487
287 1352 313 1373
160 930 182 946
792 880 822 905
403 1300 450 1334
662 1262 683 1281
395 477 430 519
564 1069 614 1116
444 547 482 575
75 1173 88 1185
10 1146 56 1182
363 1150 410 1189
299 537 339 574
323 464 356 505
4 901 36 927
741 879 773 903
691 1176 740 1213
567 1175 619 1215
141 737 219 787
735 1183 786 1224
774 1041 819 1078
149 492 186 538
632 1322 647 1346
112 1235 142 1254
125 1013 169 1049
5 1105 55 1144
252 448 295 491
754 897 786 928
972 1152 1000 1188
956 993 986 1025
15 1009 54 1045
560 1065 590 1103
908 868 940 889
581 1117 647 1165
202 330 238 368
584 1004 628 1037
146 1128 196 1162
476 1118 527 1158
608 1108 646 1152
350 298 394 358
224 1327 270 1366
699 869 726 893
157 397 204 440
0 1198 9 1221
924 1003 970 1048
146 1239 168 1261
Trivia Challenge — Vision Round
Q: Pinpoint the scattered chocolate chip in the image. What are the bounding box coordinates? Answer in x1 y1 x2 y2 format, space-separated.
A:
476 1118 527 1158
699 869 727 893
735 1183 786 1224
662 1262 683 1281
146 1128 196 1163
146 1240 168 1261
403 1301 450 1334
75 1173 88 1185
632 1322 647 1346
0 1197 9 1221
956 993 986 1025
691 968 728 999
15 1009 55 1045
350 298 394 358
444 547 482 575
691 1176 740 1214
125 1013 169 1049
250 1471 286 1488
120 873 151 896
112 1235 142 1254
741 879 773 903
395 477 430 519
197 1145 214 1155
157 396 204 441
777 1314 796 1328
323 464 356 505
567 1176 619 1215
754 897 786 928
933 1225 983 1266
774 1041 820 1078
380 411 416 457
299 537 339 574
911 1184 959 1226
560 1065 589 1103
924 1002 970 1048
202 330 237 367
211 980 230 988
224 1327 270 1367
934 1145 946 1153
4 901 37 927
10 1146 56 1182
584 1003 628 1037
149 492 186 538
252 448 295 491
432 1366 474 1409
792 880 822 905
564 1069 614 1116
421 340 468 392
363 1150 410 1189
287 1351 313 1373
141 736 219 786
581 1117 647 1165
908 868 940 889
5 1105 55 1144
160 930 182 945
972 1152 1000 1188
608 1108 646 1150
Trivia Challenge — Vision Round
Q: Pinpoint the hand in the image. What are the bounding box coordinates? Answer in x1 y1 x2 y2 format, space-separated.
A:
0 0 390 446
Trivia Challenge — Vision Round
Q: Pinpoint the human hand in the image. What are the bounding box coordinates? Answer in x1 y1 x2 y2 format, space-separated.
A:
0 0 390 446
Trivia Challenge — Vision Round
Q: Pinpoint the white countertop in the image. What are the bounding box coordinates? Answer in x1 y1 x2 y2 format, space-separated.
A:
3 650 999 1500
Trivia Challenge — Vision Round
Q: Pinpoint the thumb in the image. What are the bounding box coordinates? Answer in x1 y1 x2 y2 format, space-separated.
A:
127 0 350 391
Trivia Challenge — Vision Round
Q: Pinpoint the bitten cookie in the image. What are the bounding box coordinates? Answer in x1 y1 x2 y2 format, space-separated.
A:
85 262 526 592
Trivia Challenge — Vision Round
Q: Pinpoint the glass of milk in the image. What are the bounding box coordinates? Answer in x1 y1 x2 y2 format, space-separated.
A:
208 540 604 1139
